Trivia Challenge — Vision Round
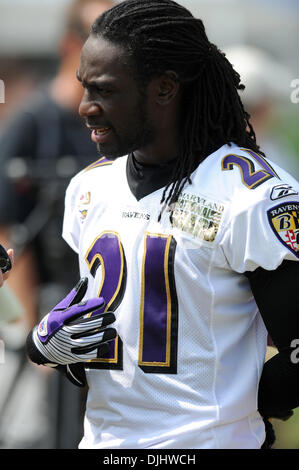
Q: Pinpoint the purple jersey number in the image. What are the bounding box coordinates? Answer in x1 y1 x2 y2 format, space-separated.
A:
85 231 178 374
85 231 126 369
138 233 178 374
222 148 279 189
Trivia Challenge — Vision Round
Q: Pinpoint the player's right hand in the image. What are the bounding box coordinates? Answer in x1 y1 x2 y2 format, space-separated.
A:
26 277 116 366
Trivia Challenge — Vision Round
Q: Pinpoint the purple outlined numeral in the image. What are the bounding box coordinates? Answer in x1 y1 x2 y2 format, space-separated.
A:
85 231 126 369
222 148 279 189
138 233 178 374
84 231 178 374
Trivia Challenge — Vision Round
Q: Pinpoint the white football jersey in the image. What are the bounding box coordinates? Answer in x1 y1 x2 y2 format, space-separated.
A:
62 143 299 449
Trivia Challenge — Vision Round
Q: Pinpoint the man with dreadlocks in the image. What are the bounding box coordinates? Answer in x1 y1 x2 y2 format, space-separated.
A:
26 0 299 449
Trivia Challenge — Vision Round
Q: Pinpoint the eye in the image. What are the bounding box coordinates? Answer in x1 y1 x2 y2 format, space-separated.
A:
98 88 112 97
89 85 112 97
84 83 114 98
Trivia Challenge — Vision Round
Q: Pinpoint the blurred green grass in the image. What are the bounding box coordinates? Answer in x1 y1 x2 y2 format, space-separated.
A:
274 407 299 449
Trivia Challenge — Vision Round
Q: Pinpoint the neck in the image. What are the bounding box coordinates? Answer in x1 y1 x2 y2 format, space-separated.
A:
134 118 179 166
133 144 178 166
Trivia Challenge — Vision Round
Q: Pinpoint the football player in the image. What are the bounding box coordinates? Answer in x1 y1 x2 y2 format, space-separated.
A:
26 0 299 449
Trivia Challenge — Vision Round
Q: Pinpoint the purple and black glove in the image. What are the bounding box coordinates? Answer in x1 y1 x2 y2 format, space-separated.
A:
26 277 116 366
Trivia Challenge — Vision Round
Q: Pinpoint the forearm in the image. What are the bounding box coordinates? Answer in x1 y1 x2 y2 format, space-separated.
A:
245 259 299 416
258 347 299 417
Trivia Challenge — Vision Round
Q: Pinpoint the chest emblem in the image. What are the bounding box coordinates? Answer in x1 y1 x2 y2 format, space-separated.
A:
170 192 225 242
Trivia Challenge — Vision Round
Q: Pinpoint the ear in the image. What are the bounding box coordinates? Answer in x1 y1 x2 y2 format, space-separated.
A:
155 71 180 105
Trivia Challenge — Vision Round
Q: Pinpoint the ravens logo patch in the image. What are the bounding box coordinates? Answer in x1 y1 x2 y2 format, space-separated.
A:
267 202 299 258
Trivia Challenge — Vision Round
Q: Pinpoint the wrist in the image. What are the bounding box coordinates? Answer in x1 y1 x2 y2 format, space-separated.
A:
26 327 57 366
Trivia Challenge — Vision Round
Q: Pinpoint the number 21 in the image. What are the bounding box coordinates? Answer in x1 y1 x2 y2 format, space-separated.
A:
221 148 279 189
84 231 178 374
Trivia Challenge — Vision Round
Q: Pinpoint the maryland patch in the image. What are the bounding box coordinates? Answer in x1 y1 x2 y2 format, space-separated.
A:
170 192 225 242
267 202 299 258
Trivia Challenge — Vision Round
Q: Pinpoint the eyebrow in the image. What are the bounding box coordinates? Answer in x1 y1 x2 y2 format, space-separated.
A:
76 70 115 89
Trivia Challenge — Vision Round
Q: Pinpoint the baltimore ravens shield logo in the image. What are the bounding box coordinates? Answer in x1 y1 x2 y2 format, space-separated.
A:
267 201 299 258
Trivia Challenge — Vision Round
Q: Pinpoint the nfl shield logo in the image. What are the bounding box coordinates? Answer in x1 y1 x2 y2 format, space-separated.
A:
267 202 299 258
38 314 49 336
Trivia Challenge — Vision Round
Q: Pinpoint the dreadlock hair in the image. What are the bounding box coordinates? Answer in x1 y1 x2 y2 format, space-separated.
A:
90 0 265 220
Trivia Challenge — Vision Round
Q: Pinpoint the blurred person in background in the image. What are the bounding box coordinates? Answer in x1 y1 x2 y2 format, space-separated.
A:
225 45 299 180
0 59 38 131
0 0 116 329
0 248 24 324
0 248 23 324
0 0 115 449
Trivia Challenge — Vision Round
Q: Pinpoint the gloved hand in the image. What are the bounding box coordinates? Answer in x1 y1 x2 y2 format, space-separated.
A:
26 277 116 366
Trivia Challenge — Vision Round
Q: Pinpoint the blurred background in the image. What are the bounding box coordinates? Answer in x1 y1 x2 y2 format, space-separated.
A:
0 0 298 449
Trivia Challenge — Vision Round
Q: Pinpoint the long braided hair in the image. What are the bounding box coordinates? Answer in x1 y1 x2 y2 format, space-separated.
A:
90 0 264 215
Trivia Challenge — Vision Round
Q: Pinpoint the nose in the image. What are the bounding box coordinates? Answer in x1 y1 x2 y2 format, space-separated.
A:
79 95 102 118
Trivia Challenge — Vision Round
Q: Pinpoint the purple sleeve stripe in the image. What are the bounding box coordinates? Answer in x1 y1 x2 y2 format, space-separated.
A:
84 157 113 172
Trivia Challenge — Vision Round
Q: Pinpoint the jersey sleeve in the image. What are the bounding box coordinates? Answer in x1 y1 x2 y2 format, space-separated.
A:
219 172 299 273
62 176 81 254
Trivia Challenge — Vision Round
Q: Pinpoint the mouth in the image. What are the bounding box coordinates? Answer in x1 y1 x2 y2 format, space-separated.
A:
87 126 112 144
